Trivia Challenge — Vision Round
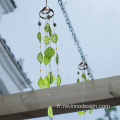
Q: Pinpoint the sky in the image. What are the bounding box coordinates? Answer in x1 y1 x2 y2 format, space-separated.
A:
0 0 120 119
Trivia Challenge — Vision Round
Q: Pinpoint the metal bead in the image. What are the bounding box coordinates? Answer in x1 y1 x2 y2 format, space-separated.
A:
38 21 41 26
53 23 57 27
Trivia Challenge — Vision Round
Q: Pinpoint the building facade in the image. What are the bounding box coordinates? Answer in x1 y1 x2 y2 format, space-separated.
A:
0 0 33 95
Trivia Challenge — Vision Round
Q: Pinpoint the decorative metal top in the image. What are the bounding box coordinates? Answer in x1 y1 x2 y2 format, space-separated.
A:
39 0 54 19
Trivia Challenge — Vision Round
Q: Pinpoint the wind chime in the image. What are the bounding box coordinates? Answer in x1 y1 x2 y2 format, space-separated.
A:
77 62 90 82
37 0 61 90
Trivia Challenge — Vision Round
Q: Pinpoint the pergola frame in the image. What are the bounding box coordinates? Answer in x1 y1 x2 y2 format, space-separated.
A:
0 76 120 120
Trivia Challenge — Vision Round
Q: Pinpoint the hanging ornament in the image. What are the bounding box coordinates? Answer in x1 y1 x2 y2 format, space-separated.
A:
77 61 90 82
37 1 61 119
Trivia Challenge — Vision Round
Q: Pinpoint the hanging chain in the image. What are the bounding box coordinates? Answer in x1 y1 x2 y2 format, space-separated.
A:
45 14 48 77
39 17 42 78
58 0 94 80
46 0 47 7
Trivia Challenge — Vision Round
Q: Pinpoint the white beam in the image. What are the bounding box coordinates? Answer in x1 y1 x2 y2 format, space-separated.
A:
0 76 120 120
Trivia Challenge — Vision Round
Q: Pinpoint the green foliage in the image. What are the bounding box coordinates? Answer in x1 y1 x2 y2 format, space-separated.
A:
77 78 80 83
97 107 118 120
44 47 55 59
44 23 50 32
107 107 117 113
44 56 51 65
77 111 86 115
38 78 44 89
47 72 55 84
56 54 59 64
48 106 53 118
97 119 104 120
51 33 58 44
81 72 86 81
44 36 50 45
37 32 42 42
44 76 50 88
56 75 61 86
37 52 43 64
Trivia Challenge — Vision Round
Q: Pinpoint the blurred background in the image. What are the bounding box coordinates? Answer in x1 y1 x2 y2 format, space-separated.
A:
0 0 120 120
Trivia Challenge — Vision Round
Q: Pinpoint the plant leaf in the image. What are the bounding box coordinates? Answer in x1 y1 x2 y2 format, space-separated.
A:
37 52 43 64
44 36 50 45
47 72 55 84
51 33 58 44
56 75 61 86
37 32 42 42
48 106 53 118
89 110 92 114
38 77 44 89
56 54 59 64
44 76 50 88
77 111 86 115
44 47 55 59
81 72 86 81
44 23 50 32
44 56 51 65
49 27 52 36
77 78 80 83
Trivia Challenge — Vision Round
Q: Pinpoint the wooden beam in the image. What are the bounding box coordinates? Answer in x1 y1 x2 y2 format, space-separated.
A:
0 76 120 120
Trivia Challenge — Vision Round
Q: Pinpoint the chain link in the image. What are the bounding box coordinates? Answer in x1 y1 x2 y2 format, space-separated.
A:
58 0 94 80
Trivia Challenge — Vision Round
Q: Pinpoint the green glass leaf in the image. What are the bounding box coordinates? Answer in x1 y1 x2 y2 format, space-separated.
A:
44 76 50 88
81 72 86 81
51 33 58 44
89 110 92 114
77 111 86 115
77 78 80 83
44 23 50 32
44 36 50 45
47 72 55 84
37 32 42 42
44 56 51 65
37 52 43 64
48 106 53 118
86 79 90 81
56 54 59 64
56 75 61 86
49 27 52 36
44 47 55 59
38 77 44 89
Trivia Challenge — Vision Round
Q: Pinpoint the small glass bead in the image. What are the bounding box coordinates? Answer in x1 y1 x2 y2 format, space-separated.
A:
38 21 41 26
77 71 80 75
53 23 57 27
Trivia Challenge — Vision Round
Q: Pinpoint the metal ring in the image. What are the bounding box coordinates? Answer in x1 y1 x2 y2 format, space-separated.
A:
78 62 88 70
39 7 54 19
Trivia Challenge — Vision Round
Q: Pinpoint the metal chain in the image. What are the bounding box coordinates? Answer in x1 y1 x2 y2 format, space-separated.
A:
46 0 47 7
58 0 94 80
